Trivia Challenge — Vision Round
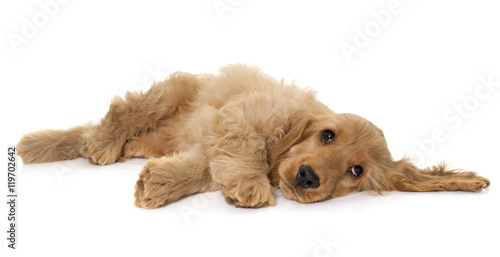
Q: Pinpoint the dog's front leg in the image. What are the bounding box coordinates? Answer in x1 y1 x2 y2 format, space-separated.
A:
134 146 219 209
209 129 276 208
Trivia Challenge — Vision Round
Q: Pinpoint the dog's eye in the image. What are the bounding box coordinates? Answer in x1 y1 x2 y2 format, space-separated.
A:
349 166 363 177
321 130 335 145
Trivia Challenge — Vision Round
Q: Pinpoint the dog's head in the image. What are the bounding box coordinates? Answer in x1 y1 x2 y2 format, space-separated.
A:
270 113 490 203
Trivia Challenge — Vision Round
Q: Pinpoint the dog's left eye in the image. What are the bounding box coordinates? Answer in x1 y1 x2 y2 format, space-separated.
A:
321 130 335 145
349 166 363 177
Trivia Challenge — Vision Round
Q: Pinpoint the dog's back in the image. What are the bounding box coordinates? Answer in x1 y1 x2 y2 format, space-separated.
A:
17 64 309 165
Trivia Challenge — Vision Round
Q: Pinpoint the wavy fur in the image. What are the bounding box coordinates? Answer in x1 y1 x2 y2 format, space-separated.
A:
17 64 490 208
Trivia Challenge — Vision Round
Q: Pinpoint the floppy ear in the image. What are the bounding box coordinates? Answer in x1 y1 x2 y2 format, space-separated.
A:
386 158 490 192
268 118 310 184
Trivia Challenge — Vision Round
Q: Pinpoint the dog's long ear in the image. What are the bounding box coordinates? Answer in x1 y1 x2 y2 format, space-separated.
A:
381 158 490 192
268 119 311 180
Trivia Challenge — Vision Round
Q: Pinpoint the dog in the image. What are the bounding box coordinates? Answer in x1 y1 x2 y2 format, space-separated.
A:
17 64 490 208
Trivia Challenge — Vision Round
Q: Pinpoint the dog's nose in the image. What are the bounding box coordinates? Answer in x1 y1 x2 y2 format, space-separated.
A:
296 164 320 189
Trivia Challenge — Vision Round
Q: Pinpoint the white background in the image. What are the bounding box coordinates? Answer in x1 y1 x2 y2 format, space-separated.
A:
1 0 499 256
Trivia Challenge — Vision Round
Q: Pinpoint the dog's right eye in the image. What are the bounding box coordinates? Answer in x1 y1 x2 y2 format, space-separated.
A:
321 130 335 145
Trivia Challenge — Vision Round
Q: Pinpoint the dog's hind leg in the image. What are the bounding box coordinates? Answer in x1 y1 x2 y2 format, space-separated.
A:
18 72 201 164
17 125 90 164
134 146 219 209
80 72 201 165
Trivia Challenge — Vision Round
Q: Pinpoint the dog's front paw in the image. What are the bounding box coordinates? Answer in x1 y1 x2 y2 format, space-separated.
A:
81 142 122 165
221 178 276 208
80 130 124 165
134 160 172 209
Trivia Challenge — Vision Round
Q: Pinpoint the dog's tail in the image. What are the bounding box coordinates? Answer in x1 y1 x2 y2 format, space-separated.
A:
17 125 89 164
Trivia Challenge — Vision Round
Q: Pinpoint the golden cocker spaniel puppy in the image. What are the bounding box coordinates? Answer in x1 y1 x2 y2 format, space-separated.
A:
17 64 490 208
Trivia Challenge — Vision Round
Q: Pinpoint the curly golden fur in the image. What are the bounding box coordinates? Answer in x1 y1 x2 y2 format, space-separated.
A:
17 64 490 208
